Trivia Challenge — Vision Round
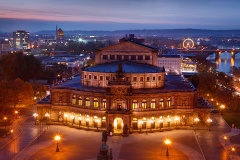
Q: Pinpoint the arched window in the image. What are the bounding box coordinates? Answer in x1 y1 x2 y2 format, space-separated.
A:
78 96 82 106
151 99 156 109
159 99 164 108
142 100 147 109
93 98 98 108
85 97 90 107
72 95 76 104
102 99 107 108
167 98 171 107
132 100 138 109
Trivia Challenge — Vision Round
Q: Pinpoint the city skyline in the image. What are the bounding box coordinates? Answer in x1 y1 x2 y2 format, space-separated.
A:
0 0 240 32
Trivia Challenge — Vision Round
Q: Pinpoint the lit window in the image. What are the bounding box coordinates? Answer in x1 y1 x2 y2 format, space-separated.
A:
72 95 76 104
132 100 138 109
159 99 164 108
102 99 107 108
85 97 90 107
93 98 98 108
151 99 156 109
142 100 147 109
167 98 171 107
78 96 82 106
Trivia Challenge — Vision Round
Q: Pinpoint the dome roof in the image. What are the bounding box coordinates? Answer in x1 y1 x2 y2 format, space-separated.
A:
84 61 163 73
57 28 64 36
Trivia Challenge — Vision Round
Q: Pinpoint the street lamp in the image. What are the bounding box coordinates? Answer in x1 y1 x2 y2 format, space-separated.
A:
223 136 228 146
71 115 75 125
220 104 225 115
194 117 200 128
167 116 171 129
45 113 50 124
78 116 82 127
86 117 90 129
3 117 7 130
14 110 19 119
139 120 143 133
164 139 171 156
231 147 235 159
33 113 38 125
64 113 68 124
206 118 212 131
174 116 180 129
159 117 163 131
54 134 61 152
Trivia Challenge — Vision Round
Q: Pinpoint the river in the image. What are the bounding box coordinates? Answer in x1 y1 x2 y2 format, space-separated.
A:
207 52 240 74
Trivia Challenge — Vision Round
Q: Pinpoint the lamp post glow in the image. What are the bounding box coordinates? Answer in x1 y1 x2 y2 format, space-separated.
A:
159 117 163 131
220 104 225 115
64 114 68 123
167 116 171 129
14 110 19 119
45 113 50 124
71 115 75 125
139 120 143 133
223 136 228 146
206 118 212 131
174 116 180 129
194 117 200 128
3 117 7 130
54 135 61 152
164 139 171 156
231 147 235 159
33 113 38 125
78 116 82 127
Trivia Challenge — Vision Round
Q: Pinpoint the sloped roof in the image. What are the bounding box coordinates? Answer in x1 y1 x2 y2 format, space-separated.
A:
84 61 162 73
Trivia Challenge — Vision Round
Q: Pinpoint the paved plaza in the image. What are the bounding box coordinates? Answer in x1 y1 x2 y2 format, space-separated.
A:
1 112 240 160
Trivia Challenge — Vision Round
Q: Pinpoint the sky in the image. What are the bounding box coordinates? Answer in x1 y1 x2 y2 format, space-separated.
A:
0 0 240 32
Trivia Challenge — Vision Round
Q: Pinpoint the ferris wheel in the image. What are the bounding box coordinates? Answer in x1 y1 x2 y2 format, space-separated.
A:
183 38 195 49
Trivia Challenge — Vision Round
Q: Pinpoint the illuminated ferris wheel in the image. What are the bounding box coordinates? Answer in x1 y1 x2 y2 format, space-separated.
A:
183 38 195 49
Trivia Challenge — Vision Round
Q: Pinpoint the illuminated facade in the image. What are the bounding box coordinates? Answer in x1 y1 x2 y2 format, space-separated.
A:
36 40 210 135
13 30 30 50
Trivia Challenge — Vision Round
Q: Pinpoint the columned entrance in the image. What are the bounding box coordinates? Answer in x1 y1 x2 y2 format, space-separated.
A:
114 118 123 134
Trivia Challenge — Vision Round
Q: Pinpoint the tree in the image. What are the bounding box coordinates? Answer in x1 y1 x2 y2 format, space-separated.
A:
0 52 42 81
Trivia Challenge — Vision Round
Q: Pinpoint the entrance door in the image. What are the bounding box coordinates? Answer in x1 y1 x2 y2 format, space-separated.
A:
114 118 123 133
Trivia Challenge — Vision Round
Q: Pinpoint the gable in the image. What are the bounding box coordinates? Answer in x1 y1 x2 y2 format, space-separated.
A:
100 41 155 53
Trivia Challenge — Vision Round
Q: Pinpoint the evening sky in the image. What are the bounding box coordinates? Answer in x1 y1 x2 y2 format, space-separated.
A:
0 0 240 32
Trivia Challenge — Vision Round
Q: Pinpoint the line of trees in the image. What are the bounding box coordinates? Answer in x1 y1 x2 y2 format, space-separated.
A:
0 52 47 110
190 56 240 111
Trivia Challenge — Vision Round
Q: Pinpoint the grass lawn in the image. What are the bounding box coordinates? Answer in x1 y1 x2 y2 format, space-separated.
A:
222 112 240 129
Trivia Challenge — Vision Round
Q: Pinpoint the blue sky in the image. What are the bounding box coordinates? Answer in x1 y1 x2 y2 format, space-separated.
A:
0 0 240 32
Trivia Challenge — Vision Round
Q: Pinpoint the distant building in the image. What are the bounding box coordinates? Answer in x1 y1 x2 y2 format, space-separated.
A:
13 30 30 50
158 55 182 74
119 34 144 43
56 26 65 44
41 54 90 74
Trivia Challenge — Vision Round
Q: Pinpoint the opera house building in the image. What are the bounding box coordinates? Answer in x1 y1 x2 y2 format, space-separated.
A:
36 40 210 135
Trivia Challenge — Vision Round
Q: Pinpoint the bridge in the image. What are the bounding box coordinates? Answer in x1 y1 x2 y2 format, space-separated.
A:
176 48 240 59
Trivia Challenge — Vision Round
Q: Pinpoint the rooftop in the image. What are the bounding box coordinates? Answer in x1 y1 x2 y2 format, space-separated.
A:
84 61 163 73
51 74 195 93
